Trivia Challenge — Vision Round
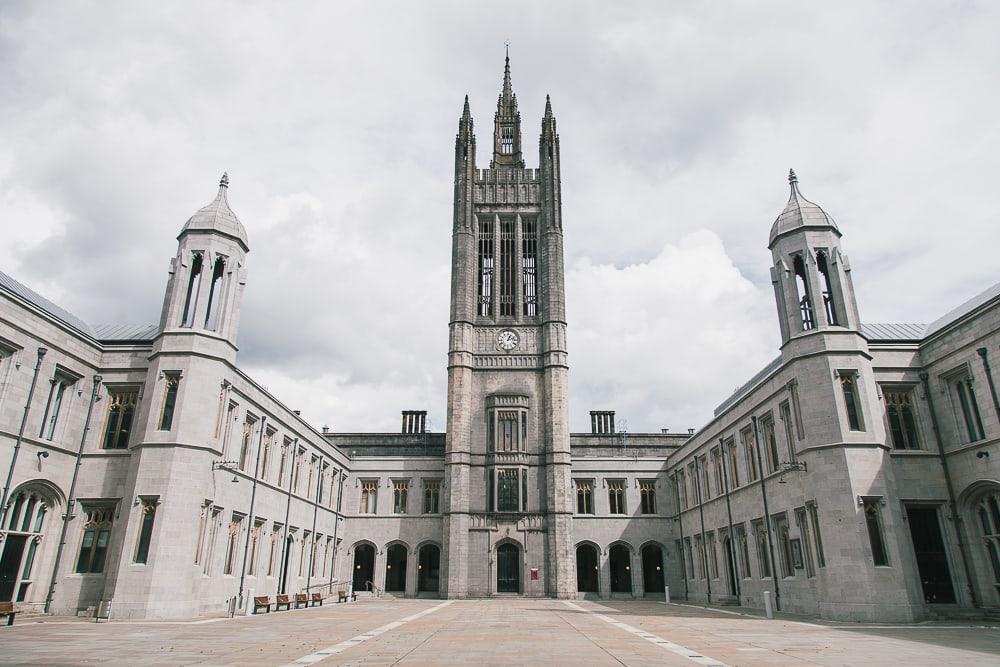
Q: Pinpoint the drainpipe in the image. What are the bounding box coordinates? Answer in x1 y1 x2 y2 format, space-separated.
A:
1 347 47 525
672 472 689 601
278 439 298 594
237 416 266 609
720 437 740 600
329 469 346 592
977 348 1000 421
920 372 978 607
43 374 101 613
751 415 781 611
305 458 323 592
694 455 711 605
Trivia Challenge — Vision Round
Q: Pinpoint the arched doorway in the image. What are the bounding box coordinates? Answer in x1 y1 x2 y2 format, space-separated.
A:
576 544 599 593
418 544 440 594
385 544 407 593
352 543 375 592
496 542 520 593
0 486 55 603
609 544 632 594
641 544 664 596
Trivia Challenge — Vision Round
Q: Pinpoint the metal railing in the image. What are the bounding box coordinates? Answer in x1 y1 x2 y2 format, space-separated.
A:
365 580 383 598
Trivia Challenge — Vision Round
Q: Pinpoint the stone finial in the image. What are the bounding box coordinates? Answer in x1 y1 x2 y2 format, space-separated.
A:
463 94 470 116
219 172 230 189
545 94 553 117
788 168 798 186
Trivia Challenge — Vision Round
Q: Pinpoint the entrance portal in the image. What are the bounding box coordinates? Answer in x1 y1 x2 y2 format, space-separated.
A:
641 544 664 596
609 544 632 594
418 544 440 594
385 544 407 593
907 505 956 603
0 536 27 602
496 543 520 593
576 544 599 593
352 543 375 592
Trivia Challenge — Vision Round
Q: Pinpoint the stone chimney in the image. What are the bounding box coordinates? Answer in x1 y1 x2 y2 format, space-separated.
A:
402 410 427 434
590 411 616 435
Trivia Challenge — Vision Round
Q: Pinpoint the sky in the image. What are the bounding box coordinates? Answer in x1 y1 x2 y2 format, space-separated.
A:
1 1 998 433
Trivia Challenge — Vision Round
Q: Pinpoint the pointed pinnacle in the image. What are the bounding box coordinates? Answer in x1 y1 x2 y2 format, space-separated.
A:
219 172 229 189
545 94 553 117
788 168 798 186
463 94 470 116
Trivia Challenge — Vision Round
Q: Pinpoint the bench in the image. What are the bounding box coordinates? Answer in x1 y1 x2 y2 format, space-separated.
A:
294 593 309 609
253 596 271 614
310 593 323 607
275 594 292 611
337 590 357 603
0 602 17 626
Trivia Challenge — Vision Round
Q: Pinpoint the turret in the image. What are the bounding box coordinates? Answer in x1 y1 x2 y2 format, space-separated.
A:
490 49 524 168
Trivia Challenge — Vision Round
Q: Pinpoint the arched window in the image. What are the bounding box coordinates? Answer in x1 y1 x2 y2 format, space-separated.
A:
76 506 114 574
816 250 839 325
204 256 226 330
180 252 203 327
1 488 53 602
792 254 814 331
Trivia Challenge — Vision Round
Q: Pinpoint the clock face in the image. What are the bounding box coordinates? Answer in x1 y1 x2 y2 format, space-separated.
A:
496 329 519 351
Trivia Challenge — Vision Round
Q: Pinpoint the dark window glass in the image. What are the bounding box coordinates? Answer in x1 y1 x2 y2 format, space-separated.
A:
864 501 889 566
159 374 180 430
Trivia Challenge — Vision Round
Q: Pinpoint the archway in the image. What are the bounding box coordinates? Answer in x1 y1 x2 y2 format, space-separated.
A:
641 544 664 596
352 543 375 592
576 544 599 593
609 544 632 594
959 481 1000 605
496 542 520 593
418 544 440 593
385 544 407 593
0 484 58 603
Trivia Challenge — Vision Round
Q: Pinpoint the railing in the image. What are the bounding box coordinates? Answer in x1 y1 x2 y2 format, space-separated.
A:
365 580 383 598
301 579 347 597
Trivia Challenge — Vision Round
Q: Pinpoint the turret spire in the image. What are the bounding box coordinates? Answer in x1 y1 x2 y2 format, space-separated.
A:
491 46 523 168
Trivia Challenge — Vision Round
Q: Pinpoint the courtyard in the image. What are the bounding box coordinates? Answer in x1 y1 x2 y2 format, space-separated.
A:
2 598 1000 666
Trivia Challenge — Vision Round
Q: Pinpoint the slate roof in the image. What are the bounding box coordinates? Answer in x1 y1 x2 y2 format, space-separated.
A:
926 280 1000 338
860 322 927 342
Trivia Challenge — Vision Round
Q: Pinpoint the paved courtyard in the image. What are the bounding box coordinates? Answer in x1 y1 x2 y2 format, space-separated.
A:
3 598 1000 666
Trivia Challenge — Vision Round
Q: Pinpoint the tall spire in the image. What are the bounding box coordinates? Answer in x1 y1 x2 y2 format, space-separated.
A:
499 43 516 115
463 94 470 117
491 45 523 168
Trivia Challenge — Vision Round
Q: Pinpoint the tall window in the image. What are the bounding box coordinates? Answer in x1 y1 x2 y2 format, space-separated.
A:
260 429 275 481
639 481 656 514
4 489 51 602
795 507 816 577
180 251 203 327
676 470 687 509
278 438 291 486
423 480 441 514
779 400 796 462
707 532 718 579
522 219 537 316
839 371 865 431
200 507 221 575
734 524 750 579
725 437 739 488
952 373 986 443
711 447 724 494
306 455 317 499
393 480 409 514
753 519 771 578
292 448 304 493
40 371 75 440
498 219 515 316
159 372 180 431
816 250 839 325
497 469 519 512
863 499 889 566
976 493 1000 592
698 456 711 499
500 125 514 154
133 498 158 564
498 411 517 450
793 254 814 331
224 513 244 575
76 507 113 574
239 415 257 472
488 404 528 452
607 480 626 515
203 256 226 330
247 520 264 576
359 480 378 514
883 387 920 450
741 427 758 482
760 414 780 473
477 218 494 317
773 513 793 577
267 524 282 577
807 501 826 567
576 480 594 514
102 387 137 449
684 538 694 580
694 534 706 579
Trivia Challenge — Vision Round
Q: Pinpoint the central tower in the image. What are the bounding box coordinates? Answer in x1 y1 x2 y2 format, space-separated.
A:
442 54 574 598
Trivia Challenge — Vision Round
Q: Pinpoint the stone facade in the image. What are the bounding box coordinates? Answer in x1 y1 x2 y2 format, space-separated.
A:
0 57 998 622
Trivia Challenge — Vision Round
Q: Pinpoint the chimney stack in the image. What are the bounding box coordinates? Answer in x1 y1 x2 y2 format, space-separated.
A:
590 411 616 435
402 410 427 434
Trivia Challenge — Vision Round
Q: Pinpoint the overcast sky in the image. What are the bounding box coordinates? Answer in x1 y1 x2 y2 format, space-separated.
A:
2 2 998 433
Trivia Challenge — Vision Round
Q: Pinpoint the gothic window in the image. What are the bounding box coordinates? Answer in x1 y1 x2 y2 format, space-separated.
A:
4 488 51 602
752 518 771 578
498 219 515 316
795 507 816 577
200 506 222 575
260 428 276 481
710 447 723 493
734 523 750 579
393 480 409 514
950 371 986 443
180 251 203 327
477 219 494 317
698 455 711 499
247 519 264 576
278 437 291 486
816 250 839 325
779 400 797 462
883 386 921 450
238 415 257 472
686 463 697 504
497 469 519 512
292 448 305 494
102 387 137 449
839 371 865 431
640 481 656 514
807 501 826 567
223 513 244 575
133 497 158 565
487 404 528 452
576 480 594 514
792 254 814 331
76 506 114 574
683 538 694 580
158 372 180 431
694 534 705 579
725 437 739 488
976 493 1000 592
500 125 514 154
306 455 317 499
863 498 889 566
741 426 758 482
707 531 718 579
220 400 237 456
675 470 687 509
760 414 780 473
423 480 441 514
773 513 793 577
299 531 309 576
267 524 282 577
607 480 626 515
359 480 378 514
498 411 517 450
40 369 77 440
203 256 226 330
522 219 537 316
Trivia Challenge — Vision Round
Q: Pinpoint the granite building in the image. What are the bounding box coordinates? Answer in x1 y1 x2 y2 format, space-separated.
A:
0 57 998 622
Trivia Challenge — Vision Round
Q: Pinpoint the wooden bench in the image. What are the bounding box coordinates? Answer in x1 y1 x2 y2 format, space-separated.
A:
337 590 357 603
253 596 271 614
310 593 323 607
0 602 17 626
275 594 291 611
294 593 309 609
